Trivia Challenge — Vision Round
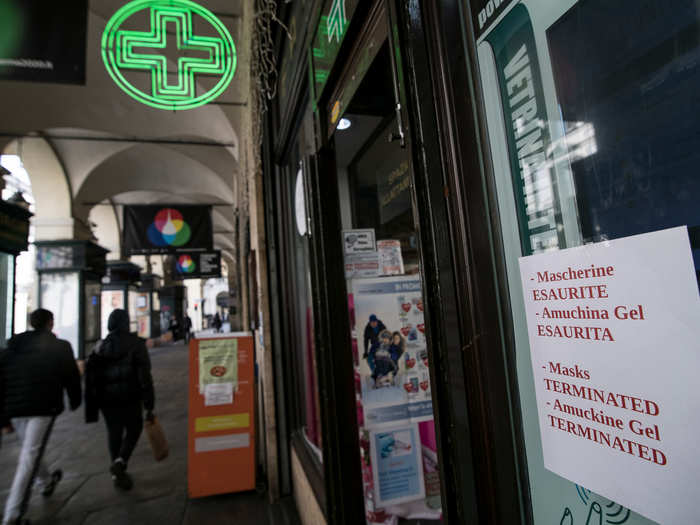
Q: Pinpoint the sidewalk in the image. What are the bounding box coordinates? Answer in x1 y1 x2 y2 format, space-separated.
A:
0 343 299 525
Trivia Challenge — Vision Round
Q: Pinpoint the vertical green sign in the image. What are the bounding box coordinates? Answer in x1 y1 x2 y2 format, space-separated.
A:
486 5 562 254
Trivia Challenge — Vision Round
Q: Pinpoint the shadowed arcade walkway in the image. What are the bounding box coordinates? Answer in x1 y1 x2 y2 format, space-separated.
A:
0 343 299 525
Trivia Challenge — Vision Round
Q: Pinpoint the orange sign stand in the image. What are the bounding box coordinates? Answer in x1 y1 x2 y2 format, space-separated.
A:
188 334 255 498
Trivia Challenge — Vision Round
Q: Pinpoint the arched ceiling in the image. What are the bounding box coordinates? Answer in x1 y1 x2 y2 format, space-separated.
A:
0 0 249 257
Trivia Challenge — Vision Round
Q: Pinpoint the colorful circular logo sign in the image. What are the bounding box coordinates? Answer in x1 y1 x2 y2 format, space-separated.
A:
101 0 237 110
177 254 196 273
147 208 191 247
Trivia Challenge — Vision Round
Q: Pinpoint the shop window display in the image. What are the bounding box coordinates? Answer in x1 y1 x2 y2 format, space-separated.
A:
333 43 442 523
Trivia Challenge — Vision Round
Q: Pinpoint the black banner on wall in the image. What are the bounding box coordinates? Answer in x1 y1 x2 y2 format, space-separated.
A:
172 251 222 280
123 205 213 255
0 1 88 84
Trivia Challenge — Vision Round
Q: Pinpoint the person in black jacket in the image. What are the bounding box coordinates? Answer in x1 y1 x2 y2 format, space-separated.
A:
362 314 387 359
84 309 155 491
0 309 81 525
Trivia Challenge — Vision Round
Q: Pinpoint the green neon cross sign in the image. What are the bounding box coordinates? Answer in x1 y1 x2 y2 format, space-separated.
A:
102 0 237 110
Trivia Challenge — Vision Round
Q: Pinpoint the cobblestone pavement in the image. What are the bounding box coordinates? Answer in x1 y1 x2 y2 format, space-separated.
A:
0 343 299 525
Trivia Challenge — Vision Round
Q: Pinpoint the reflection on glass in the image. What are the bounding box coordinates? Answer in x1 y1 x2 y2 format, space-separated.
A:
40 272 79 357
84 283 101 343
0 253 14 347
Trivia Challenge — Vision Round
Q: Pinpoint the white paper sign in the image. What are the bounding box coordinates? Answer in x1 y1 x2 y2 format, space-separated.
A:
377 239 404 276
195 433 250 453
345 252 380 279
204 382 233 406
518 227 700 525
343 229 376 254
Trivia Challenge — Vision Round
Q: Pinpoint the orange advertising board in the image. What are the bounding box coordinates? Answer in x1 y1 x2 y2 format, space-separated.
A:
188 334 255 498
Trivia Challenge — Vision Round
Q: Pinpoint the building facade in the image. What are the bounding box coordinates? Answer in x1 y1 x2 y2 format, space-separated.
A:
259 1 700 524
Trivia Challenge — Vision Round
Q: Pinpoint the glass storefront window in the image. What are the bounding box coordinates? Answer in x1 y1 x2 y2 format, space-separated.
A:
40 272 79 357
0 253 14 347
475 1 700 523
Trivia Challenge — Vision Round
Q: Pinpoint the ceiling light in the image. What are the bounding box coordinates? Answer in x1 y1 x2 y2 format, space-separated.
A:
337 118 352 130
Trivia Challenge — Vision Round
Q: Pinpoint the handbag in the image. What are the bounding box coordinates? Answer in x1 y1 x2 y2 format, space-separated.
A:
144 416 169 461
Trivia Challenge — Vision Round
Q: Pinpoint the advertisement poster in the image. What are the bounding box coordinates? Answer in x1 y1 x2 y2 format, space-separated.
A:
377 240 404 276
198 338 238 395
173 251 222 280
123 205 213 255
518 227 700 525
369 423 425 507
353 276 432 428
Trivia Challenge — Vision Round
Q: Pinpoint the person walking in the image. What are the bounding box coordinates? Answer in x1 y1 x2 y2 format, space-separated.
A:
184 315 193 343
84 309 155 491
0 309 81 525
213 313 222 333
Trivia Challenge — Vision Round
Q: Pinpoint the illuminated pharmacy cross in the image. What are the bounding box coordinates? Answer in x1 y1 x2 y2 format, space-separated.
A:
116 6 227 100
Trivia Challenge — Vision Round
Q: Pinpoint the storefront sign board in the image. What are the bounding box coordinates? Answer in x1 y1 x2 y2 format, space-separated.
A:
518 227 700 525
188 335 255 498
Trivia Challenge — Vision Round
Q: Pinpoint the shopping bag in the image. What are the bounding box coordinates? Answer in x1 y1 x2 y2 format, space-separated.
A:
144 416 169 462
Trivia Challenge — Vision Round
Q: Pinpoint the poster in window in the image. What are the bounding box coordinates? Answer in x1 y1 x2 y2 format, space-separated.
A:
369 423 425 507
353 276 432 428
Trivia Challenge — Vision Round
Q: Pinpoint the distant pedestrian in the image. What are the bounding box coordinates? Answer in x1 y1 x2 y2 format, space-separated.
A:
168 317 181 342
84 310 155 491
213 313 222 333
184 315 193 343
0 309 81 525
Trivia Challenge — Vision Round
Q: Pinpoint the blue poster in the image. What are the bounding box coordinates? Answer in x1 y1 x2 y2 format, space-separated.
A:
370 423 425 506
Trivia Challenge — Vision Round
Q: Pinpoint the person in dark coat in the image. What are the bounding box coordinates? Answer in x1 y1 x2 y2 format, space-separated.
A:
184 315 193 343
84 309 155 491
213 312 222 333
362 314 386 358
0 309 81 525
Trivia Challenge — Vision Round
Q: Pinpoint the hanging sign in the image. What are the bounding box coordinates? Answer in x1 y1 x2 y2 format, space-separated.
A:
173 251 222 280
0 1 88 84
0 201 31 255
123 205 213 255
519 227 700 525
102 0 237 110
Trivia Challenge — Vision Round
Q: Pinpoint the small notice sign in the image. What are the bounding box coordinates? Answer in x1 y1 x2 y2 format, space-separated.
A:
343 229 376 254
518 227 700 524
